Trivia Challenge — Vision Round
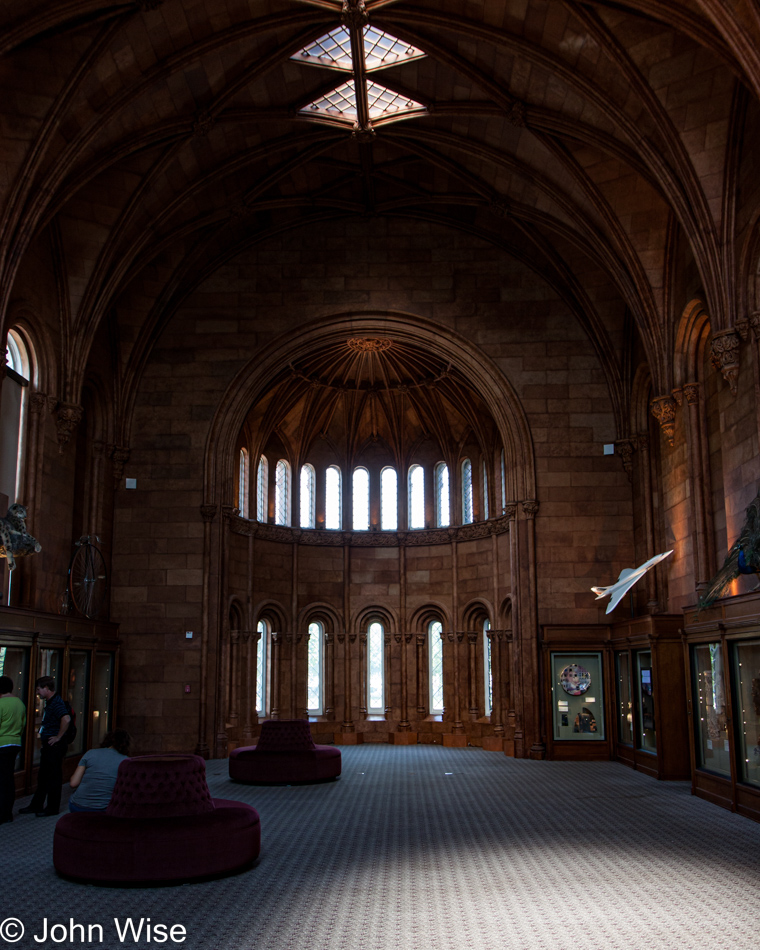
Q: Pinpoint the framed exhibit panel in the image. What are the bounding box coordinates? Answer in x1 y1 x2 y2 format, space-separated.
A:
550 652 606 741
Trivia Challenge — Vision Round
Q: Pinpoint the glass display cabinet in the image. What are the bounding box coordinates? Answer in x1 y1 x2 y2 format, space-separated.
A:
0 607 119 797
541 626 613 761
683 590 760 822
609 615 689 780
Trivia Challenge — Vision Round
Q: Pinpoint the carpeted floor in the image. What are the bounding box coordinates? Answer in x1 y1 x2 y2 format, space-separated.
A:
2 745 759 950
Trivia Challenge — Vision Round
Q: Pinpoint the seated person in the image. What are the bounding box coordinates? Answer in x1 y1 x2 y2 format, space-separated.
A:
68 729 131 813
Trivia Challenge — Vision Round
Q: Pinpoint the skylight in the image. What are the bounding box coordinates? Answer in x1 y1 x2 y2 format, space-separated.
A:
292 26 425 73
301 80 425 124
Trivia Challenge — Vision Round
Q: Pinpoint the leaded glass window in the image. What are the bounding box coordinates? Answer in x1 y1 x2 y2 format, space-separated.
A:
257 455 268 522
353 466 370 530
381 466 397 530
484 619 492 716
300 463 315 528
256 620 267 714
501 450 506 515
429 620 443 714
275 459 290 525
408 464 424 529
307 621 323 715
367 621 384 713
435 462 450 527
326 464 342 529
462 458 473 524
238 448 249 518
483 462 489 520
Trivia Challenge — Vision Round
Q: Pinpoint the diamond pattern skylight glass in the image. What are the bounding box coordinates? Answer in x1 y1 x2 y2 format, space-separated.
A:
300 79 424 123
292 26 425 72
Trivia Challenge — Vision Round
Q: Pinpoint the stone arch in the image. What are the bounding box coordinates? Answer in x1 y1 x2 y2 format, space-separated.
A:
409 602 451 632
203 312 536 512
461 597 493 630
674 297 711 388
298 602 341 634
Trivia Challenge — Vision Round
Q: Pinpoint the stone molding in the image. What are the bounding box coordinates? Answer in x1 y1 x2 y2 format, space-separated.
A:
614 439 635 481
710 328 742 395
227 513 513 545
650 395 677 446
28 392 47 414
683 382 700 405
51 402 83 452
341 0 368 28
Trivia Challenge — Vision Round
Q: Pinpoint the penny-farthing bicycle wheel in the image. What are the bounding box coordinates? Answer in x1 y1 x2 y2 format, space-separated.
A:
67 537 108 619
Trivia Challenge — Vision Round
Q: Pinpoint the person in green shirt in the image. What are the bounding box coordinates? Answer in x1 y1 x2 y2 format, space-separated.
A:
0 674 26 824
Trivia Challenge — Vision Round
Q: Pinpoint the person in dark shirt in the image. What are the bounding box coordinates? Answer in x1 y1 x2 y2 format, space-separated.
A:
18 676 71 817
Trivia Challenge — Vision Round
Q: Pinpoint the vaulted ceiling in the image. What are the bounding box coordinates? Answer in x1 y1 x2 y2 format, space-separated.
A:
2 0 759 441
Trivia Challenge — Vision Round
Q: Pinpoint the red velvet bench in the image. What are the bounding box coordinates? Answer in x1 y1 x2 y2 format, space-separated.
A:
53 754 260 885
229 719 341 784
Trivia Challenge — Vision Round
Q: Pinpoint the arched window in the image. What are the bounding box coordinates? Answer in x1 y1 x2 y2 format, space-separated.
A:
256 619 268 714
435 462 450 527
483 462 489 520
275 459 290 525
238 448 249 518
484 618 492 716
429 620 444 714
300 463 315 528
325 464 342 529
461 458 473 524
307 621 323 715
381 466 397 530
1 329 31 507
367 621 385 713
352 466 369 531
257 455 268 522
408 464 424 529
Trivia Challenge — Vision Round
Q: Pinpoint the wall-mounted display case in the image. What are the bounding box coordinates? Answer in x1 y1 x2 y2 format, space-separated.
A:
610 615 689 780
0 606 120 797
683 591 760 822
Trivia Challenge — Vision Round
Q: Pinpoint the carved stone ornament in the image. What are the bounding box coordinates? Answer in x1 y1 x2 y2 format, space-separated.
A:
193 111 215 137
351 124 376 144
347 337 391 353
53 402 83 452
491 198 510 219
749 311 760 342
682 382 700 406
710 328 742 395
614 439 635 481
108 445 131 486
650 395 677 447
671 387 683 406
137 0 164 10
200 504 218 523
507 100 527 127
341 0 368 28
521 500 539 519
29 391 47 414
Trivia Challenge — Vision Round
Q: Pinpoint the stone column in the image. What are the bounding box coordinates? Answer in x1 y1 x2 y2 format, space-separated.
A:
636 436 658 608
384 631 392 717
359 632 368 717
324 632 334 718
270 632 281 720
490 630 504 737
468 631 478 720
228 628 239 732
683 382 712 588
197 503 217 758
416 633 426 716
448 632 464 734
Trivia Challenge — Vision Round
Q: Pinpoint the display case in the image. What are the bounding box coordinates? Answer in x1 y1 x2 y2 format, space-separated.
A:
541 627 613 761
610 615 689 780
683 591 760 822
0 606 120 797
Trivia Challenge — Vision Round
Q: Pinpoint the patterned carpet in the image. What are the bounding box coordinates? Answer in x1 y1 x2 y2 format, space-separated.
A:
2 745 759 950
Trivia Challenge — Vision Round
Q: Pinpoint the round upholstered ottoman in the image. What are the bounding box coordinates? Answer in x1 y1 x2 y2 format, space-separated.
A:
54 754 260 884
229 719 342 784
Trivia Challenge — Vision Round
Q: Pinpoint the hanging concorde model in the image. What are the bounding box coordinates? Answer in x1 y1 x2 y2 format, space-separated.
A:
590 550 673 615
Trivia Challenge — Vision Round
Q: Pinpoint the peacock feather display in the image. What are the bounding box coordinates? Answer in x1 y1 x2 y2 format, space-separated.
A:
699 488 760 609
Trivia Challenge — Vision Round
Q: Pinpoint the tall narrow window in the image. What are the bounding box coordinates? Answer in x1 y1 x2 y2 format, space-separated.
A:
256 620 268 714
353 467 369 531
462 458 473 524
435 462 450 527
367 621 385 713
275 459 290 525
429 620 444 714
484 619 492 716
501 450 506 515
300 464 315 528
381 466 397 530
325 464 342 529
1 329 31 506
483 462 489 520
257 455 268 522
307 621 323 715
408 464 424 529
238 449 249 518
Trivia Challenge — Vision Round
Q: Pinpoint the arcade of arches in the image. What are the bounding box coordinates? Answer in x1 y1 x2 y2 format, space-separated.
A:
2 0 760 813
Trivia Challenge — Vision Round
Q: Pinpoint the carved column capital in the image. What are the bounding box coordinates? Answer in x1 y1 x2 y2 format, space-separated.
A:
341 0 368 28
467 632 478 645
404 633 413 644
200 504 218 523
393 633 402 644
683 382 700 405
710 328 742 395
416 633 425 646
650 395 677 447
614 439 636 481
53 402 83 452
748 311 760 342
521 500 539 519
503 502 517 520
109 445 131 487
671 387 683 406
28 391 47 414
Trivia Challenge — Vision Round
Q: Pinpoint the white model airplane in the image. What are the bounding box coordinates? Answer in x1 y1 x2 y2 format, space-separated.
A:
591 550 673 614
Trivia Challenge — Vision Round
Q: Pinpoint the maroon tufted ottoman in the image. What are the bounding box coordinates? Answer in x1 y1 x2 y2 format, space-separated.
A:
229 720 341 784
53 754 260 884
